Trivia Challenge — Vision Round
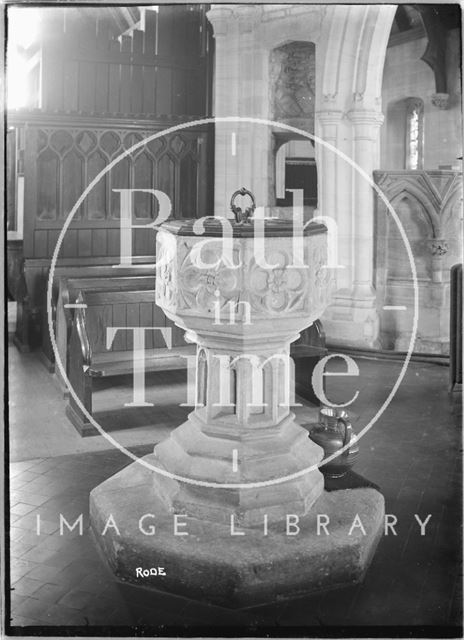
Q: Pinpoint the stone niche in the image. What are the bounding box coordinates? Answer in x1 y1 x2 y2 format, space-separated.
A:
374 169 463 354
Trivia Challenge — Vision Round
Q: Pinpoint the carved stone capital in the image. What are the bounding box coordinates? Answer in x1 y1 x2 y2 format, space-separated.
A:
206 7 235 36
431 93 450 110
429 238 449 256
233 4 263 28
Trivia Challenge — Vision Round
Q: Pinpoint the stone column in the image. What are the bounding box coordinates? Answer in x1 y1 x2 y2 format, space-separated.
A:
321 108 385 348
315 108 352 289
315 109 342 222
347 109 384 301
207 7 273 215
207 7 238 217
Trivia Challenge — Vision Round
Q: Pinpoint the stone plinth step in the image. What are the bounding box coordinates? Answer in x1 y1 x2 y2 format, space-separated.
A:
90 455 385 609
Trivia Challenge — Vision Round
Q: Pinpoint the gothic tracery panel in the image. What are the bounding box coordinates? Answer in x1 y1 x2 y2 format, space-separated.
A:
37 148 59 220
87 150 107 220
22 120 212 260
62 150 84 219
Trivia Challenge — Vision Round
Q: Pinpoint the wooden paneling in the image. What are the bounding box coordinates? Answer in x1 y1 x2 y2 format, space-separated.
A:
39 5 213 118
7 240 23 300
8 4 214 353
6 130 17 232
11 114 213 352
19 119 212 262
80 290 185 355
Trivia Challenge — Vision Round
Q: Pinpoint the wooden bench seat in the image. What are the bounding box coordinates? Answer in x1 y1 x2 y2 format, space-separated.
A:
65 278 327 436
39 258 156 370
55 274 155 393
89 346 195 377
66 288 193 436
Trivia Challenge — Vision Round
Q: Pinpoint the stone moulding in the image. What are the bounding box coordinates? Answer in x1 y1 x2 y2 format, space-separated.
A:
431 92 450 110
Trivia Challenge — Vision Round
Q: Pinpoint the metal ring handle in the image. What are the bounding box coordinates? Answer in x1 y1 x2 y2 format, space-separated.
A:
230 187 256 223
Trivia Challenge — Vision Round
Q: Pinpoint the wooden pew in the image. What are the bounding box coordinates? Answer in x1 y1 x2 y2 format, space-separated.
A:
39 258 156 371
55 274 156 394
66 289 194 436
13 256 156 357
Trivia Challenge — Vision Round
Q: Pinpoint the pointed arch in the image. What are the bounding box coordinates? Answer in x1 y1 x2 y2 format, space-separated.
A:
389 190 437 240
380 177 441 237
440 178 463 228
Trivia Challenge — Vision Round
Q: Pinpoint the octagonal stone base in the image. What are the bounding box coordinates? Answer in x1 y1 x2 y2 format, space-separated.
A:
90 454 385 608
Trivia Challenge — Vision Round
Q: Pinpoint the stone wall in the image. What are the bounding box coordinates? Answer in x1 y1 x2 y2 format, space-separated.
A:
378 30 462 353
208 4 397 349
381 31 462 170
374 170 462 354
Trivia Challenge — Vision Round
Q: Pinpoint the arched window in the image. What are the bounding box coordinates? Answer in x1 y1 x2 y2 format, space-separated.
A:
405 98 424 170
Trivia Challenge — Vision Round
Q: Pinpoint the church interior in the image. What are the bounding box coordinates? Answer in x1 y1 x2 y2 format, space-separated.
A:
5 2 463 635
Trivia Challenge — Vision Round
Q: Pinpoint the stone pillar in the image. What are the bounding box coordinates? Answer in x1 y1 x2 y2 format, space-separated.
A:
207 7 273 215
316 5 395 349
315 110 342 223
315 108 352 290
322 108 384 348
348 109 384 300
348 109 384 347
207 7 238 217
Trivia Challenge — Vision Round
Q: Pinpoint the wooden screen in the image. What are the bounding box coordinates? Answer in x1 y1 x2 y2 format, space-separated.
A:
39 5 213 117
17 116 213 261
6 4 214 351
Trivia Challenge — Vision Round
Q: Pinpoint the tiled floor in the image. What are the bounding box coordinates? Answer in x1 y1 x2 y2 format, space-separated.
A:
8 343 189 461
6 348 463 635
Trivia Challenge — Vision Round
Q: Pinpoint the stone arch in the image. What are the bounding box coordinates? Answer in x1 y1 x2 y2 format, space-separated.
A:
441 179 463 228
319 5 395 110
388 183 440 237
390 190 434 233
387 191 434 280
362 8 398 104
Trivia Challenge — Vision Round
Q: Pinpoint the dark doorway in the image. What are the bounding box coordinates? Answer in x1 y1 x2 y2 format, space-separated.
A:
277 159 318 207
